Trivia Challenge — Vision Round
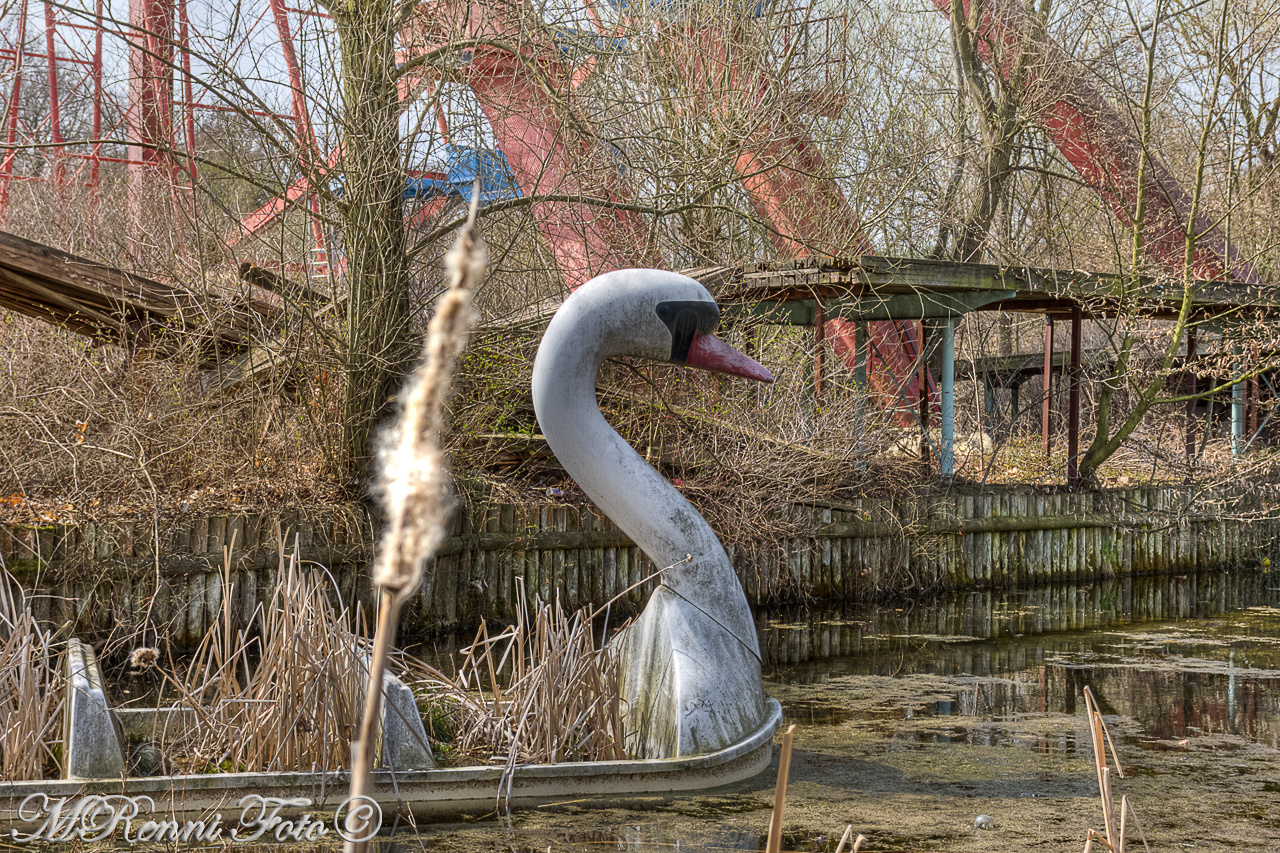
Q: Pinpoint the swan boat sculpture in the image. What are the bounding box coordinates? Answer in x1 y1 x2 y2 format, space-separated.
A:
533 269 779 759
0 271 779 832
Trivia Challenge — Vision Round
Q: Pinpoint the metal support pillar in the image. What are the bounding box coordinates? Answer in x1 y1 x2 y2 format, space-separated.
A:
854 321 868 389
126 0 176 255
1067 307 1083 490
984 378 996 436
0 0 30 224
940 317 956 477
1185 325 1196 461
1232 372 1244 455
90 0 102 204
43 0 65 195
1010 381 1020 435
266 0 327 269
918 320 930 472
1042 316 1054 456
1249 376 1259 439
813 298 825 403
853 320 867 435
178 0 197 200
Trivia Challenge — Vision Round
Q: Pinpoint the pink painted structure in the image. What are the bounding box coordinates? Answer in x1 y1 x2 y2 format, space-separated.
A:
403 0 661 288
126 0 180 245
0 0 307 260
929 0 1262 286
0 0 31 222
0 0 113 228
0 0 1260 416
640 15 926 422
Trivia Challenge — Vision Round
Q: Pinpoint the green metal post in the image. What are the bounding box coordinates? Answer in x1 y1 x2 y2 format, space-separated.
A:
941 317 955 476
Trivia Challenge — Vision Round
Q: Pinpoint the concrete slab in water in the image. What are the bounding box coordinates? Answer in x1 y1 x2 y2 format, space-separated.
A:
62 639 125 779
380 672 436 770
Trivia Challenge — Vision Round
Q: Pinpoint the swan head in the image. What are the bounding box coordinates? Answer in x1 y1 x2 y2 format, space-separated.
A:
543 269 773 382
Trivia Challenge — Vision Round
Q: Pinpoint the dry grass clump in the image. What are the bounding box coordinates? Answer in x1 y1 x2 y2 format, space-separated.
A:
155 556 626 780
166 545 369 773
0 568 62 780
430 579 626 769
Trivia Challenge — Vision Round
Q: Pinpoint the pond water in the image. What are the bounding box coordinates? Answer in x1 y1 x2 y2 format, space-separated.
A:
760 571 1280 753
360 570 1280 853
100 571 1280 852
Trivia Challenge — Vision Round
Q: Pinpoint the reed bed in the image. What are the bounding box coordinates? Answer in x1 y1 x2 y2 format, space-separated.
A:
165 541 371 774
441 579 627 770
396 573 629 802
0 569 61 781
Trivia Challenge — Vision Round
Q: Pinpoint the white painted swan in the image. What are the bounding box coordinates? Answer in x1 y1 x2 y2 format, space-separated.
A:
532 269 773 759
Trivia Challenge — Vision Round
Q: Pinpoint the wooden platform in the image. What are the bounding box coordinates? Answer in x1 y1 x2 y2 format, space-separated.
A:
705 255 1280 322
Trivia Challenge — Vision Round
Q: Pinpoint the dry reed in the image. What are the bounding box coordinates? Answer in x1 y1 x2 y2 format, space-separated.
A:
765 724 796 853
1081 686 1149 853
448 580 625 767
0 568 62 781
165 538 370 774
832 825 867 853
369 578 628 809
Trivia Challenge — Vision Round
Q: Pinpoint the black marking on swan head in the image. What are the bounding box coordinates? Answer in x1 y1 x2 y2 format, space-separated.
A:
655 301 719 364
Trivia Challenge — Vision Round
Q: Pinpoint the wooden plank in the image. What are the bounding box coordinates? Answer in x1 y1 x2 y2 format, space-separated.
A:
0 229 282 356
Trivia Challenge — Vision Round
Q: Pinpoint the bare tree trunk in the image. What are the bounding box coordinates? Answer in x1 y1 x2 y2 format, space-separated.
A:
331 0 415 480
948 0 1032 263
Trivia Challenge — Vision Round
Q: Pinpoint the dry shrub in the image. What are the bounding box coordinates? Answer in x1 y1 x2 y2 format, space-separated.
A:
166 547 369 773
417 579 625 772
0 569 62 780
0 303 348 522
0 182 349 522
448 316 922 560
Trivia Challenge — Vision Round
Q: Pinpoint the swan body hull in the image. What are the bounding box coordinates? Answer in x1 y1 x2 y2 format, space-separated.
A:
617 587 767 758
532 269 770 759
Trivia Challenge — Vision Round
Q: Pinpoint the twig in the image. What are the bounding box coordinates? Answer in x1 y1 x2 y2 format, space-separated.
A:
1123 795 1151 853
832 825 867 853
1083 687 1116 846
1082 685 1144 853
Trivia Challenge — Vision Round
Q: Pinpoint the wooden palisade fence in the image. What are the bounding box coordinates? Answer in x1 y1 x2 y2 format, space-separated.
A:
2 487 1275 644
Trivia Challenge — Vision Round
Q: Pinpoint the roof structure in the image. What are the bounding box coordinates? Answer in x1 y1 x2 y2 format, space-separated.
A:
696 256 1280 324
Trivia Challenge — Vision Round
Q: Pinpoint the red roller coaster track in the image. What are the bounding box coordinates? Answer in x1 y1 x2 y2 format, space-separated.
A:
0 0 1260 419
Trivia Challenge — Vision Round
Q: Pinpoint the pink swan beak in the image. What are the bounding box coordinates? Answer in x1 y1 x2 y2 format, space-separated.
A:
685 330 773 383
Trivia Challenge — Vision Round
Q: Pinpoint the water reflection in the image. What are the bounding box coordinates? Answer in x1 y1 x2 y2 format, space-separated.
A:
763 572 1280 752
757 570 1280 667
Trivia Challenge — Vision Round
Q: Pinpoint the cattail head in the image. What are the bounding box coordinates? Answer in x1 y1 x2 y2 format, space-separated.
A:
374 191 488 602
